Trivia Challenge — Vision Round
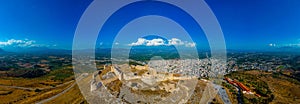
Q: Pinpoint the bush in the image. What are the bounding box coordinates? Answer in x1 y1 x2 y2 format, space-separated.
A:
35 89 42 92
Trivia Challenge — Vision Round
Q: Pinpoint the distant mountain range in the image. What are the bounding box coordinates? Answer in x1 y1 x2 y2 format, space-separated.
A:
274 46 300 52
0 46 300 55
1 47 71 54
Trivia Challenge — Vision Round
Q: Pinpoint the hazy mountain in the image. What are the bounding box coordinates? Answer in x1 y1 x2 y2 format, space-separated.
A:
3 47 71 54
2 46 300 56
226 46 300 53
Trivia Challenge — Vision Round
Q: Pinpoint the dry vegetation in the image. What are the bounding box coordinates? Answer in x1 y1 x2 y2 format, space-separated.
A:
225 70 300 104
261 74 300 103
106 79 122 94
20 83 72 104
0 79 87 104
44 85 87 104
187 80 207 103
0 67 85 104
3 66 297 104
0 86 36 103
0 78 74 104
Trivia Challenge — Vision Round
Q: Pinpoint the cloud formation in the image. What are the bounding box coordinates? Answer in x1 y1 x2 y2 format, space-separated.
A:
269 43 276 47
129 38 196 47
0 39 37 47
185 42 196 47
268 43 300 47
168 38 184 46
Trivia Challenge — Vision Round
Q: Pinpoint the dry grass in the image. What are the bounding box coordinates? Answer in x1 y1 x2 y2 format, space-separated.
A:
106 79 122 93
0 76 78 103
245 70 300 103
19 81 72 104
0 78 50 88
130 88 171 97
0 87 36 104
45 85 87 104
226 70 300 104
187 80 207 103
261 75 300 104
224 87 237 104
213 94 225 104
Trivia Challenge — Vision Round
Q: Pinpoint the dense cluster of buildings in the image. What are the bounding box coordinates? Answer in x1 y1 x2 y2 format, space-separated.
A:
227 53 294 71
147 58 228 78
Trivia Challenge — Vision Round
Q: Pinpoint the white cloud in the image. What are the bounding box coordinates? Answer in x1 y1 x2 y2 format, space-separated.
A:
129 38 147 46
286 43 300 47
269 43 276 47
129 38 196 47
146 38 165 46
129 38 165 46
268 43 300 47
168 38 184 46
185 42 196 47
115 42 119 45
0 39 37 47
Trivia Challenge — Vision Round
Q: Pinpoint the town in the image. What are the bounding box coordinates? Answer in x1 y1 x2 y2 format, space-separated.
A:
0 52 299 103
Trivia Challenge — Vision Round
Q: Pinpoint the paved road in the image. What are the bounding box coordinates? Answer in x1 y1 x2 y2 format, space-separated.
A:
0 80 74 91
236 87 243 104
222 82 243 104
36 74 86 104
214 84 232 104
36 82 76 104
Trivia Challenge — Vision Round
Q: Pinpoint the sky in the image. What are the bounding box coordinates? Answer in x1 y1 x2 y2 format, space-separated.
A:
0 0 300 50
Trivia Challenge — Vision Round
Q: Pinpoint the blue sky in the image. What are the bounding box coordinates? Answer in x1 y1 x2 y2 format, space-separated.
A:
0 0 92 49
207 0 300 49
0 0 300 50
